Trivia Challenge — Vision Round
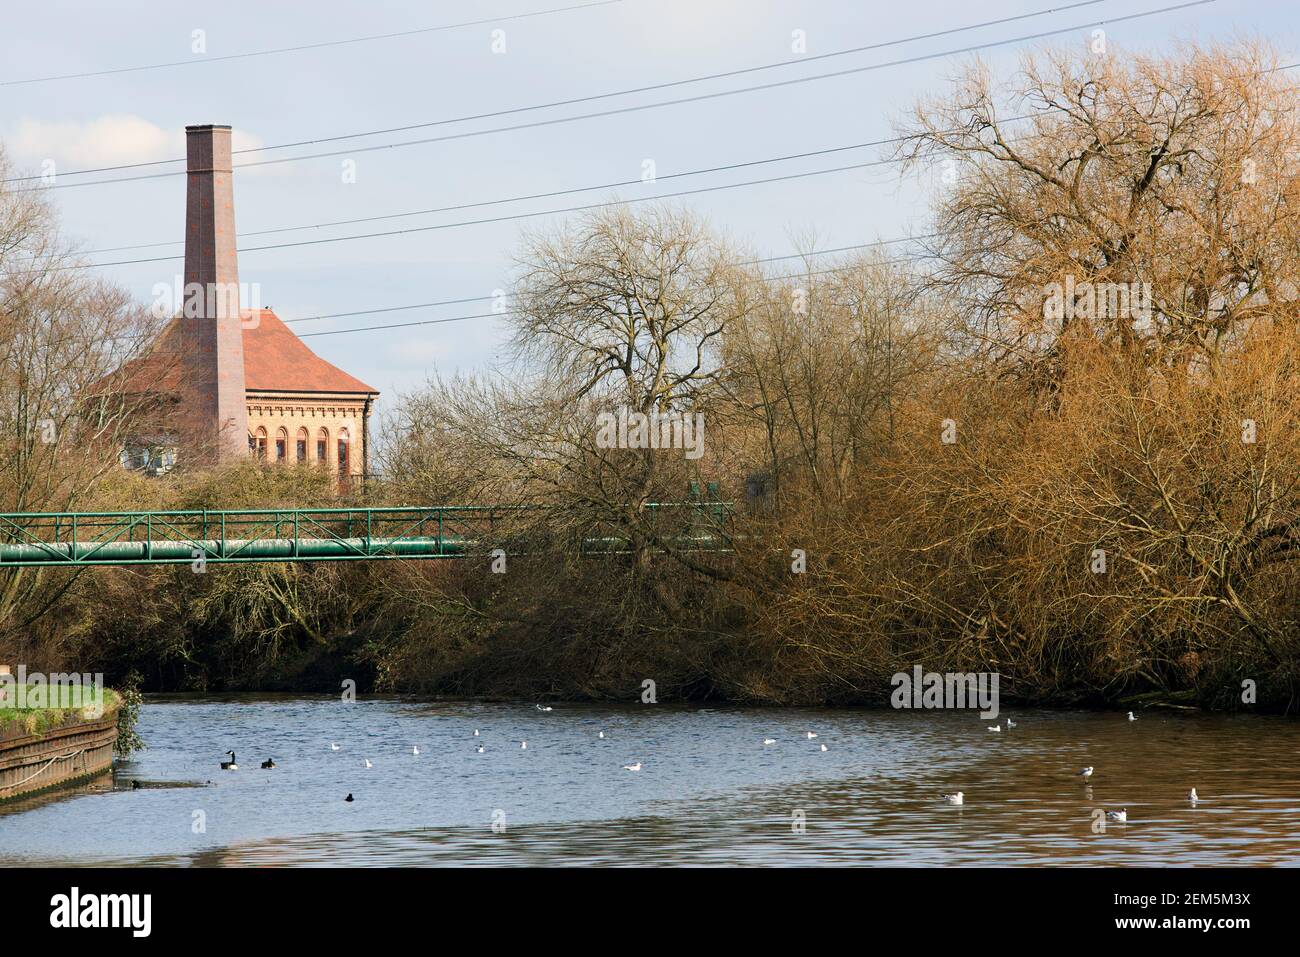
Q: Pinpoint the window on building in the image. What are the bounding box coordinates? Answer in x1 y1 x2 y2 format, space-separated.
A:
253 427 267 460
337 428 350 476
296 428 308 462
121 446 149 470
123 442 177 477
317 428 328 463
275 428 287 462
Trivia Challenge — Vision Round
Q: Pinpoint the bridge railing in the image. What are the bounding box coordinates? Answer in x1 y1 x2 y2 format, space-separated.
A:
0 503 732 567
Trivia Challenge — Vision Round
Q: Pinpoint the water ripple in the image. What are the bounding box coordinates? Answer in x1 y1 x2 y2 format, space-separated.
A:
2 697 1298 866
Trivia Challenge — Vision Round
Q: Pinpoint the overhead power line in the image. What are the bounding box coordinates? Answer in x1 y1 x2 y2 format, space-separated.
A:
229 0 1110 157
39 159 934 271
282 246 928 328
0 0 637 88
45 247 924 349
283 296 502 325
1 0 1109 182
55 133 982 259
296 252 926 338
3 0 1211 190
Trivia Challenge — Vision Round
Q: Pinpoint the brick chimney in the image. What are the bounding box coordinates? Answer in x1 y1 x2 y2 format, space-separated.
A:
180 124 249 461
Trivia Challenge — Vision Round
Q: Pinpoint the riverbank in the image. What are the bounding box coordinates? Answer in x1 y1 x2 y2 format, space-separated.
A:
0 686 122 802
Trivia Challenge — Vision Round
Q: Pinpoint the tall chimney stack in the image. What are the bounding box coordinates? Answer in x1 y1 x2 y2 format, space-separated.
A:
180 124 248 461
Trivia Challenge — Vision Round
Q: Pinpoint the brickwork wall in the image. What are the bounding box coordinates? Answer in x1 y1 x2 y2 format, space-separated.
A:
245 394 368 477
180 124 249 461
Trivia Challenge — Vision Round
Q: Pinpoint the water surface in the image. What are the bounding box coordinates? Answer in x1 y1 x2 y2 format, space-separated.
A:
2 696 1297 866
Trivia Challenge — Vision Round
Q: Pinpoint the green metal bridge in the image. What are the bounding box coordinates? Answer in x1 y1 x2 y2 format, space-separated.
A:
0 503 732 568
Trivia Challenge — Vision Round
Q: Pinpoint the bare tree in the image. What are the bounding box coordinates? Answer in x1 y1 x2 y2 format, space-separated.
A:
501 205 749 574
721 252 936 509
893 42 1300 375
0 147 160 638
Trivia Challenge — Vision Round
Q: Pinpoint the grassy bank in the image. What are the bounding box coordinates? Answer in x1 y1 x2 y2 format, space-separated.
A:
0 685 121 738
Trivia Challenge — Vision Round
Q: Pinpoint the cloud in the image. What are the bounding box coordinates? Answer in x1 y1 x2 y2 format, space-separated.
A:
4 114 263 171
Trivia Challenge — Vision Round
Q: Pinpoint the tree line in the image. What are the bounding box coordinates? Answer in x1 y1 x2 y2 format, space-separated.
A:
3 42 1300 710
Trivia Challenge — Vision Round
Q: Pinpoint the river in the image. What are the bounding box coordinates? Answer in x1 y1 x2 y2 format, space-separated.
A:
2 695 1298 866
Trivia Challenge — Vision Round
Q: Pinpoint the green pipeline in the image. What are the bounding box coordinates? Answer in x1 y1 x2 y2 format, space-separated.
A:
0 535 470 565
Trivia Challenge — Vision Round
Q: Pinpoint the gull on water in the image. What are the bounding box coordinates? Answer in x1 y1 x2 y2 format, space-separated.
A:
987 724 1001 733
1127 711 1137 721
520 741 528 750
819 743 828 752
412 746 420 756
763 738 777 745
1106 808 1127 823
536 705 553 712
474 729 480 737
330 742 340 751
476 744 485 753
1005 718 1016 728
623 762 642 772
598 731 605 739
806 732 818 739
1189 788 1199 804
364 758 373 769
942 792 964 806
1077 766 1094 779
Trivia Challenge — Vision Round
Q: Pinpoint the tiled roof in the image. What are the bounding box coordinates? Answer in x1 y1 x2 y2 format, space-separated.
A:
108 309 378 397
242 309 377 394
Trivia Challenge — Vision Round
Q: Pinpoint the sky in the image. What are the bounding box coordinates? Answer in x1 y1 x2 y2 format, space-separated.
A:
0 0 1284 418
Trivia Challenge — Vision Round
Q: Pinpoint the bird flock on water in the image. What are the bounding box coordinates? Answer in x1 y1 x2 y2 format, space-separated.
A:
214 706 1192 817
942 710 1203 824
215 708 652 799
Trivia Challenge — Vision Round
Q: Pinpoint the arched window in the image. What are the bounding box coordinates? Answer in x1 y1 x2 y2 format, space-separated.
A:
275 427 288 462
337 427 350 477
316 427 329 463
296 427 308 462
253 427 267 460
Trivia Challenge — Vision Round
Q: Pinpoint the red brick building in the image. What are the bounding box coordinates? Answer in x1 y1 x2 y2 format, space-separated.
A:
115 125 378 477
